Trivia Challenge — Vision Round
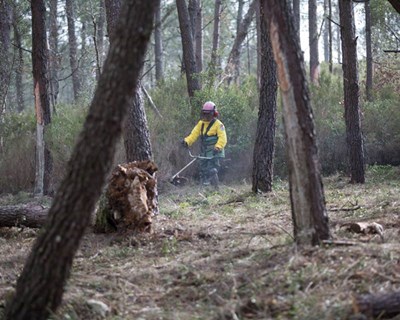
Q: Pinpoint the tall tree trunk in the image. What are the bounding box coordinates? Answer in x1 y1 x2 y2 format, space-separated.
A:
323 0 329 63
154 0 164 83
176 0 201 105
328 0 333 72
66 0 82 102
293 0 300 38
225 0 257 85
31 0 53 196
365 0 373 101
208 0 222 86
252 0 277 193
13 6 25 113
309 0 320 84
188 0 202 72
49 0 59 110
105 0 153 162
339 0 365 184
4 2 157 319
261 0 330 245
95 0 105 80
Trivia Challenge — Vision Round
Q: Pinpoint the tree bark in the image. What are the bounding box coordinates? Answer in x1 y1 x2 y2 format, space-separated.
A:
95 0 106 80
261 0 330 245
328 0 333 72
365 0 373 101
13 6 25 113
339 0 365 184
154 0 164 83
208 0 222 86
323 0 329 63
293 0 300 38
0 0 11 124
252 0 277 193
309 0 320 84
353 290 400 319
176 0 201 103
0 205 48 228
49 0 59 109
188 0 202 73
31 0 53 196
225 0 257 85
66 0 82 102
387 0 400 15
4 1 157 319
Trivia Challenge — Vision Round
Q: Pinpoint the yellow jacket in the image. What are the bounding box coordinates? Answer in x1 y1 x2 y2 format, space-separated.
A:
184 119 227 150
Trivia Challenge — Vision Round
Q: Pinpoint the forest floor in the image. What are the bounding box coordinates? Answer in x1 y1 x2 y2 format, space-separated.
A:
0 166 399 320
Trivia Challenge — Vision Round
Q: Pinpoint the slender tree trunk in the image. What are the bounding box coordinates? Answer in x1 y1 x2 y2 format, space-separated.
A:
225 0 257 85
323 0 329 63
252 0 277 193
4 2 157 319
339 0 365 184
309 0 320 84
0 0 11 114
365 0 373 101
194 0 202 73
261 0 330 245
210 0 222 78
95 0 105 80
49 0 59 109
328 0 333 72
31 0 53 196
176 0 201 103
66 0 82 102
13 6 25 113
154 0 164 83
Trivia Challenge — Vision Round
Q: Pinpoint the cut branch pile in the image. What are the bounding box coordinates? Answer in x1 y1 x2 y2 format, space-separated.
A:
95 160 158 233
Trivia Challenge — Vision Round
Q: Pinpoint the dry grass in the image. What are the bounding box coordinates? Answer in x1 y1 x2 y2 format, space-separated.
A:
0 166 399 319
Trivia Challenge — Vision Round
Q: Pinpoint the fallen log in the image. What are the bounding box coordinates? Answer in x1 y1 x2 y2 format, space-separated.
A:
0 204 48 228
353 291 400 319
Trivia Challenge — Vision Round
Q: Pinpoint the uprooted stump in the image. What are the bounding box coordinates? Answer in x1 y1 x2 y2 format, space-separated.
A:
94 160 158 234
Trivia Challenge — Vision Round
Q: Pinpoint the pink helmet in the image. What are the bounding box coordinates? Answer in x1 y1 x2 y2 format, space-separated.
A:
202 101 216 112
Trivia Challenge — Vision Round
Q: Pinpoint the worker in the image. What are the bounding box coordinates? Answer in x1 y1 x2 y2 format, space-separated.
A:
182 101 227 187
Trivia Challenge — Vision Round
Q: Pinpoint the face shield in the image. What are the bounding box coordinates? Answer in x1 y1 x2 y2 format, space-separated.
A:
200 110 214 121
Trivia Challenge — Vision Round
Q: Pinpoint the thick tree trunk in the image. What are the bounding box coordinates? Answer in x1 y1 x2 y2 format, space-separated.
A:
188 0 202 73
365 0 373 101
261 0 330 246
13 7 25 113
252 0 277 193
0 205 48 228
176 0 201 103
4 1 157 319
339 0 365 184
154 0 164 83
66 0 82 102
49 0 59 109
31 0 53 196
225 0 257 85
309 0 320 84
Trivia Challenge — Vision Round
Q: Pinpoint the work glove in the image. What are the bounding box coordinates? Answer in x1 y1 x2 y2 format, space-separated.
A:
181 139 189 149
213 147 221 155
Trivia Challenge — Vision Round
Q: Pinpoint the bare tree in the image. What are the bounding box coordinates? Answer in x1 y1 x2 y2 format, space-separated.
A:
261 0 330 245
154 0 164 83
4 1 157 319
252 0 277 193
31 0 53 196
49 0 59 109
339 0 365 184
66 0 82 101
225 0 257 85
12 5 25 112
309 0 320 84
176 0 201 102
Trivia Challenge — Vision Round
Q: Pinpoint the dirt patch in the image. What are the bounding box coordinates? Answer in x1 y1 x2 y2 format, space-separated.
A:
0 171 400 319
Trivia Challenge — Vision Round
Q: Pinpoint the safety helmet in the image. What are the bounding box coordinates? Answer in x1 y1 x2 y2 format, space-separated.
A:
202 101 216 112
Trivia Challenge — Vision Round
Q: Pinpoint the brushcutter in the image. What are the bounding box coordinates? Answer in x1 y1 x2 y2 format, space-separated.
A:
169 150 213 185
